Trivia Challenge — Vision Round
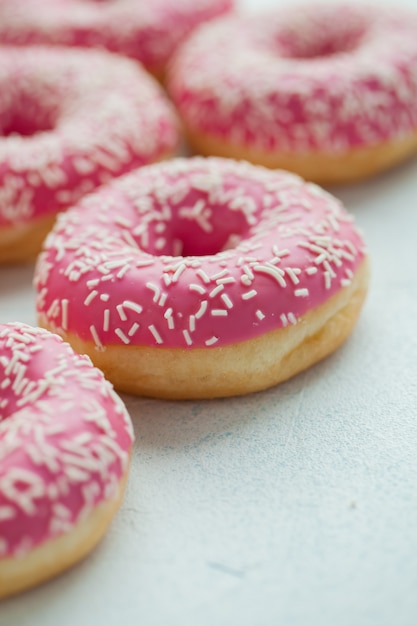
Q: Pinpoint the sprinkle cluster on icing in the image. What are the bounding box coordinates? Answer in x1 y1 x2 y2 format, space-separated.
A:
168 4 417 152
35 157 367 350
0 322 133 559
0 0 234 73
0 46 178 227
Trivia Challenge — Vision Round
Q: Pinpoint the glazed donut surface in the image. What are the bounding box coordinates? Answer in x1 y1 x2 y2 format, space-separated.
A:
0 323 134 599
0 46 178 263
168 4 417 183
0 0 234 79
35 157 369 399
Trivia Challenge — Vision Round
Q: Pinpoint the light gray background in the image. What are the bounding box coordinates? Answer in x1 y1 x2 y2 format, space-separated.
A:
2 0 417 624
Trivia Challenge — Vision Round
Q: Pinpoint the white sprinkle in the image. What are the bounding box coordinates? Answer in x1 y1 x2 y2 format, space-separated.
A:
84 289 98 306
116 304 127 321
242 289 257 300
345 240 357 255
135 259 155 268
159 292 168 307
164 308 175 329
114 215 133 228
149 325 163 344
103 309 110 332
205 336 219 346
61 299 69 330
285 267 301 285
155 237 166 250
211 269 229 280
209 284 224 298
242 264 254 279
172 262 187 282
104 259 130 270
323 260 337 278
256 310 265 320
146 282 160 303
295 288 309 297
306 267 318 275
272 245 290 258
288 313 297 325
115 328 130 344
189 283 206 294
324 272 332 289
162 273 172 287
196 269 210 283
216 276 235 285
100 293 110 302
189 315 196 332
117 265 130 279
315 253 328 265
123 300 143 315
221 294 233 309
280 313 289 327
211 309 228 316
90 325 103 349
47 299 60 319
172 239 183 256
195 301 208 319
128 322 140 337
183 330 193 346
253 264 286 287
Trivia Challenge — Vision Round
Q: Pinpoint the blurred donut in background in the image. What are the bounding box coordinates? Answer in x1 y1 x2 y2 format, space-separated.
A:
0 0 235 80
168 3 417 183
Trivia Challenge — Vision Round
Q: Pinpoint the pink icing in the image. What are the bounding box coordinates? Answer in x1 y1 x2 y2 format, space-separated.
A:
0 0 235 75
35 157 367 350
168 4 417 152
0 322 133 559
0 46 178 228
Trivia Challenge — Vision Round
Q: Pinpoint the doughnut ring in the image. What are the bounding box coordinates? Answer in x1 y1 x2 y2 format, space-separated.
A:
35 157 370 399
0 322 134 599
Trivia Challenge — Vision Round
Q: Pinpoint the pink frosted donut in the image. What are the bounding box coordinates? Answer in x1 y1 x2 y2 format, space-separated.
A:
0 0 234 80
168 4 417 183
0 45 178 264
0 322 134 599
35 157 369 399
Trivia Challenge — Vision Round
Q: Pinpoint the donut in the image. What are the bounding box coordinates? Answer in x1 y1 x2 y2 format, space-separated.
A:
167 4 417 184
0 322 134 599
34 157 369 399
0 0 234 80
0 46 178 264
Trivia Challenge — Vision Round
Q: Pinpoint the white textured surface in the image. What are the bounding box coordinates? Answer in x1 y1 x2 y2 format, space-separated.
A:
2 0 417 624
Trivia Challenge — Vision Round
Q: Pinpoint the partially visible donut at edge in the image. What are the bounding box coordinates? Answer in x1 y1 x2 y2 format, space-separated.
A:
0 45 179 264
35 157 370 399
0 322 134 599
167 3 417 184
0 0 235 80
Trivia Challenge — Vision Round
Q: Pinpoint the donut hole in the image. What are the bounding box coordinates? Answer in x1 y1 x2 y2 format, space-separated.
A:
169 226 243 257
150 204 252 257
117 170 266 258
129 184 262 257
272 11 368 60
279 31 364 60
1 112 56 137
1 94 59 137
